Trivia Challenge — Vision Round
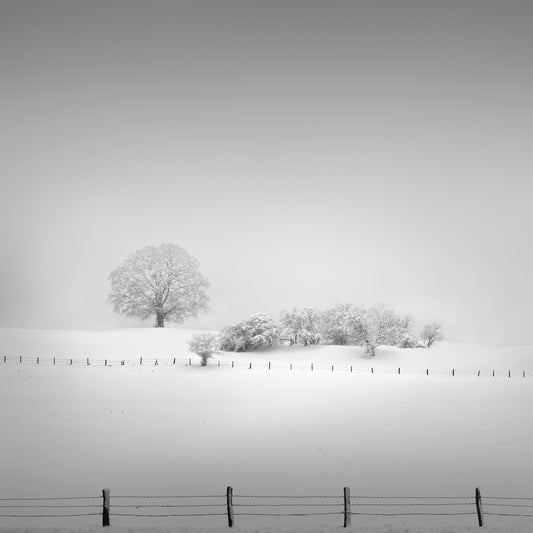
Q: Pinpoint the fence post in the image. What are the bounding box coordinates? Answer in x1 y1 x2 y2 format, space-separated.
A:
19 355 22 364
426 369 429 376
398 367 400 374
140 357 143 365
269 361 271 370
3 356 5 363
102 488 110 527
37 357 39 365
311 363 314 371
508 370 511 378
475 487 484 527
452 369 454 376
343 486 351 527
249 362 252 370
87 358 90 366
226 486 234 527
173 357 176 364
70 359 73 365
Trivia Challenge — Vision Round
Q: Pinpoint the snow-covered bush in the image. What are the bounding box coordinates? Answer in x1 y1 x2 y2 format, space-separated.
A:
398 334 418 348
188 332 219 366
279 307 322 346
219 314 280 352
362 305 413 356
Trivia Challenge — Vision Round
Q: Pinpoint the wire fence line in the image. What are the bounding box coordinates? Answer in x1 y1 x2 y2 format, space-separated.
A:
2 354 532 378
1 488 532 527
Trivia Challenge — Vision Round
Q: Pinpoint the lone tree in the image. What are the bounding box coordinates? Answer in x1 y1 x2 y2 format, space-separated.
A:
108 244 209 327
188 332 219 366
421 322 443 348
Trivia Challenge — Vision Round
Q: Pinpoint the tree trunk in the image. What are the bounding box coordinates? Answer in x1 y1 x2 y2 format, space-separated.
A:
155 310 165 328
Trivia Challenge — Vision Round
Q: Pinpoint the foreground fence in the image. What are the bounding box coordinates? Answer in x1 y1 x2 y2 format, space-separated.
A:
1 487 532 528
2 354 532 378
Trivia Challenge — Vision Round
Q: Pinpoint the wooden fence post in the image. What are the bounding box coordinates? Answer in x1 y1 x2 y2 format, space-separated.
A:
87 358 89 366
19 355 22 364
343 486 351 527
426 369 429 376
3 356 5 363
269 361 271 370
475 487 484 527
452 369 455 376
37 357 39 365
311 363 314 371
102 488 110 527
226 486 234 527
398 367 400 374
140 357 143 365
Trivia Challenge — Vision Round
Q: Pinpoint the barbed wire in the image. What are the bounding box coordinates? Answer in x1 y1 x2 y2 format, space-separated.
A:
0 512 100 518
0 504 100 508
484 496 533 501
234 495 341 499
350 495 473 500
485 512 533 517
0 496 99 501
485 503 533 508
113 504 226 508
113 494 225 499
113 512 227 517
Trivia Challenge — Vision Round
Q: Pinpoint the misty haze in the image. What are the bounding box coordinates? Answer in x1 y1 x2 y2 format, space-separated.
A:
1 1 532 533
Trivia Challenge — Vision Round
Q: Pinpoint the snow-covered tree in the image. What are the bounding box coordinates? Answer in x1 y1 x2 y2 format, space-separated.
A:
188 332 219 366
398 334 418 348
219 314 280 352
279 307 321 346
362 305 412 356
421 322 443 348
320 304 366 345
108 244 209 328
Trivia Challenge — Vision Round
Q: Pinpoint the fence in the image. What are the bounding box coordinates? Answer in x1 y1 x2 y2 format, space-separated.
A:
2 354 532 378
1 487 532 528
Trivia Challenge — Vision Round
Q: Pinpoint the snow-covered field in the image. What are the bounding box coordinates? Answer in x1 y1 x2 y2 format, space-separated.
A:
1 328 532 533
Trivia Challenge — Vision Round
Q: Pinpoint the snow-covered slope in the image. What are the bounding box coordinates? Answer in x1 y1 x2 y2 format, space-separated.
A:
0 329 532 533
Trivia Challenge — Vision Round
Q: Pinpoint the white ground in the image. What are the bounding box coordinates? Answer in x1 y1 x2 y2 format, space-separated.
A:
0 328 532 533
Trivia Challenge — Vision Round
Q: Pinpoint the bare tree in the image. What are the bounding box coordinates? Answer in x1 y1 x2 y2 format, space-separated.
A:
421 322 443 348
108 244 209 327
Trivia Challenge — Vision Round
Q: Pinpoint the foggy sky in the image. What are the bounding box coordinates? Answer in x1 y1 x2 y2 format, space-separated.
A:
1 0 532 344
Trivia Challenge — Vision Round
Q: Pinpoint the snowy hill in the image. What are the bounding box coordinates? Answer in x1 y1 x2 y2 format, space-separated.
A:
0 328 532 533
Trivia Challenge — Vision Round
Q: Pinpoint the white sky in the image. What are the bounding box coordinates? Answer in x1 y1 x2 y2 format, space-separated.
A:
1 0 532 343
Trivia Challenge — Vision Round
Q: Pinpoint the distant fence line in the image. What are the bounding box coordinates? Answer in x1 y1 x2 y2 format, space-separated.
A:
1 487 532 528
1 354 532 378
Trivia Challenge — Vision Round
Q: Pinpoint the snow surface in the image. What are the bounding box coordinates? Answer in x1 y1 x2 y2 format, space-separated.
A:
0 328 532 533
